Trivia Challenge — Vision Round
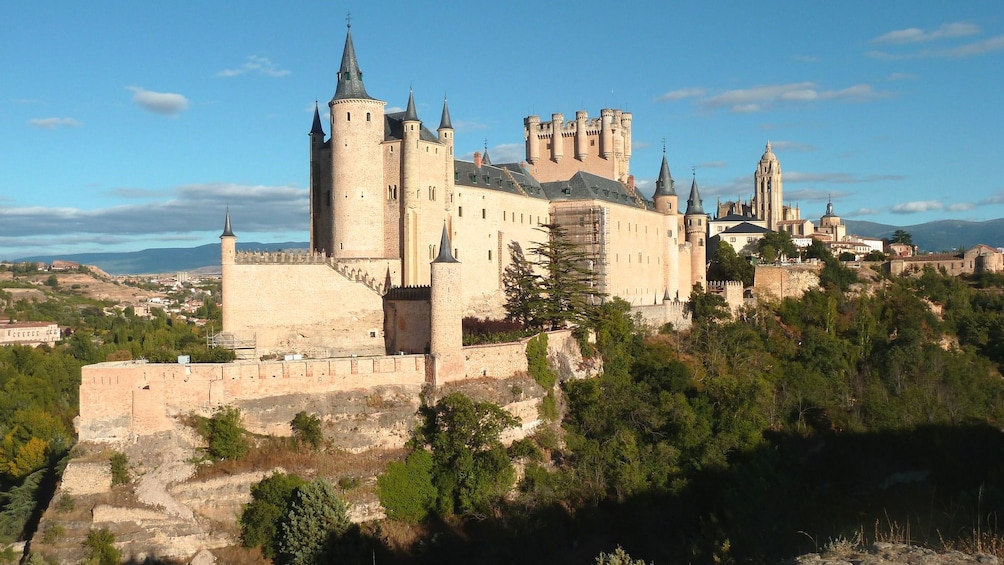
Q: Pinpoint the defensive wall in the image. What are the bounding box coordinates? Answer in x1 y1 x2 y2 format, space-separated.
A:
78 330 586 445
753 263 822 302
632 299 692 332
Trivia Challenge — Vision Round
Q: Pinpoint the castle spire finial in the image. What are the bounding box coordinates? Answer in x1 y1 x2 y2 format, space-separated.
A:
346 11 351 29
404 88 419 121
439 96 453 130
654 145 675 197
433 224 459 263
310 100 325 136
686 171 705 215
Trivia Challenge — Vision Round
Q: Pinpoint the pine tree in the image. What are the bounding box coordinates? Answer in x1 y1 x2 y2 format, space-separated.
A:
502 241 543 328
532 223 603 330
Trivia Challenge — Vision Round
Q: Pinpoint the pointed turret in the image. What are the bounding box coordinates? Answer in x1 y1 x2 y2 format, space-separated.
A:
332 26 373 101
482 143 492 166
434 224 459 263
685 175 705 215
439 98 453 130
221 208 235 238
653 152 676 196
310 101 325 136
404 89 419 122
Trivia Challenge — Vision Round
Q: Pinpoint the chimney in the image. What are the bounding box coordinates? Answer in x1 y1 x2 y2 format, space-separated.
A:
474 151 482 168
627 174 636 190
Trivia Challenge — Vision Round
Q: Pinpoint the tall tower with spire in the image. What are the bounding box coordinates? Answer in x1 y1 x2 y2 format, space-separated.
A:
685 173 708 289
328 22 387 259
754 141 783 231
308 102 333 254
652 147 682 298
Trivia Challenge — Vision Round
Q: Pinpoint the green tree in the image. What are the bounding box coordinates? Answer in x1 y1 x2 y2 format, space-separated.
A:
241 472 306 559
417 393 519 516
290 412 323 450
276 479 351 565
109 452 129 486
376 449 436 523
502 241 544 328
865 250 886 261
709 240 754 286
203 406 248 460
533 223 602 330
757 230 798 263
687 283 730 323
890 229 914 246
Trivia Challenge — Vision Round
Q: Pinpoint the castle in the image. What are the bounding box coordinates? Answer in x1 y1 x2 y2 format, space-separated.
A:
220 24 709 359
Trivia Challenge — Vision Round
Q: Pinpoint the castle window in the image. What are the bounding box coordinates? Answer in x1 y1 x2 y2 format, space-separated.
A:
482 209 486 219
429 245 436 259
638 252 642 263
346 112 351 121
488 249 492 261
458 206 463 217
483 175 489 184
455 171 459 181
429 187 436 200
590 139 595 146
730 237 736 243
698 219 702 226
470 174 477 184
366 112 371 122
498 178 502 187
454 248 459 258
699 239 704 246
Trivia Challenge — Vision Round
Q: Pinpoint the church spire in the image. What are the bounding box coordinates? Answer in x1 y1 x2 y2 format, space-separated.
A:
439 97 453 130
404 88 419 122
685 173 705 215
653 146 675 196
332 21 373 101
310 101 325 136
220 208 235 238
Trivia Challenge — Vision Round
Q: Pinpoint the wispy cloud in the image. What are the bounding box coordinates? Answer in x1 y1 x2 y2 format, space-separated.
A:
785 189 847 201
701 82 888 113
28 117 82 129
769 141 815 152
891 200 944 214
869 32 1004 60
785 172 906 184
848 208 882 216
654 88 706 102
217 55 290 78
947 202 975 212
453 120 488 131
979 191 1004 205
459 143 523 164
871 22 981 44
0 183 306 241
696 161 727 169
127 86 189 117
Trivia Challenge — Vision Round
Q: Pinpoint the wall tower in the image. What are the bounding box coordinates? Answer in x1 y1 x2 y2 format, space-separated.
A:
219 209 236 331
429 225 463 383
652 149 681 299
329 24 387 259
684 174 708 289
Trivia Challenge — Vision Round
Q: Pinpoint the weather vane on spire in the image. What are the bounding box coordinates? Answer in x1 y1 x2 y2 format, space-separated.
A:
346 11 352 29
662 137 666 154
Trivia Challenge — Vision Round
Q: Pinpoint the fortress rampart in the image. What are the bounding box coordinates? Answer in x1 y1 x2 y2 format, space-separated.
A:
753 264 822 302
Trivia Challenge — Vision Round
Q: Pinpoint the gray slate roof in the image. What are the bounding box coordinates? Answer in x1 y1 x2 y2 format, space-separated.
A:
541 171 651 209
384 112 439 142
719 222 770 235
454 161 548 199
332 29 374 101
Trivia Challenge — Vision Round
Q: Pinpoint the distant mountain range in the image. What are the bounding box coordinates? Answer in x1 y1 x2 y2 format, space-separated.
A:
10 218 1004 275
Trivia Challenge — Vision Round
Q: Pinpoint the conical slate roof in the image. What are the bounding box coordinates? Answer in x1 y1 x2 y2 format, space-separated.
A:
433 225 458 263
403 89 419 122
439 98 453 130
685 176 705 215
220 208 235 238
653 153 675 196
332 27 374 101
310 102 325 136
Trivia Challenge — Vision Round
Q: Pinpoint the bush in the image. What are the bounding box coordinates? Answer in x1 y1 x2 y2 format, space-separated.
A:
201 406 248 460
539 389 558 421
240 472 306 559
277 479 351 565
83 528 120 565
526 333 556 390
290 411 323 450
377 449 437 523
507 438 542 461
109 452 129 485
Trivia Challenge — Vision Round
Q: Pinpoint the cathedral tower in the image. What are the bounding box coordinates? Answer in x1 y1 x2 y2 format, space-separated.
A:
754 141 783 231
329 24 387 259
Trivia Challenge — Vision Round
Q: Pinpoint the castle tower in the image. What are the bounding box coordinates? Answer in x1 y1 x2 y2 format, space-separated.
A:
438 97 456 214
401 89 422 285
550 113 564 162
685 174 708 289
754 141 783 231
653 149 681 300
220 209 236 331
329 24 387 259
575 110 588 160
308 102 331 254
524 114 541 165
429 225 463 383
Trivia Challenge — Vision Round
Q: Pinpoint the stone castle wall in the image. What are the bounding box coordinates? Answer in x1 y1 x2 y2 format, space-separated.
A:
633 300 692 332
753 264 821 302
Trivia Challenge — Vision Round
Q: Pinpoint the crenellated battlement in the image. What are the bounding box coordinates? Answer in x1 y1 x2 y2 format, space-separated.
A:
235 250 388 295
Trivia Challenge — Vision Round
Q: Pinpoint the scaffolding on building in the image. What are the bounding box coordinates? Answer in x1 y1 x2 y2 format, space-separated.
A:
551 204 609 298
208 331 257 360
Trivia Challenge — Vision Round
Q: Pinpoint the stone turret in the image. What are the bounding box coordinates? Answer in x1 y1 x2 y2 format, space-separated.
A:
429 225 463 384
685 174 708 288
220 209 236 331
524 114 541 164
550 113 564 162
575 110 588 160
308 102 330 254
401 89 422 285
653 149 681 300
329 24 387 259
652 149 677 215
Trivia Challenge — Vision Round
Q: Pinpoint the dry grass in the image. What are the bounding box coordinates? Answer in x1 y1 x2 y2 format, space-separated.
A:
210 544 269 565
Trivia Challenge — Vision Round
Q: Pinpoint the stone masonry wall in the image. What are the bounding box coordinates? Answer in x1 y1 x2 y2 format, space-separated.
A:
753 264 821 302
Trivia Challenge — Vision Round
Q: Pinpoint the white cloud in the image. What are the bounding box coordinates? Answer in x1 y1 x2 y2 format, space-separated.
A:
453 120 488 131
127 86 189 117
785 189 847 201
385 106 405 113
769 141 815 152
217 55 291 78
871 22 981 44
891 200 944 214
654 88 705 102
28 117 82 129
702 82 886 113
947 202 975 211
868 35 1004 60
848 208 881 216
979 192 1004 205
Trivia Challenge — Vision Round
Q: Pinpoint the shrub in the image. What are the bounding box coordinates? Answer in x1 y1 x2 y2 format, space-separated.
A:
539 389 558 421
83 528 120 565
277 479 351 565
290 411 323 450
109 452 129 485
527 332 556 389
41 523 63 544
507 438 542 461
55 495 74 513
377 449 436 524
202 406 248 460
240 472 306 559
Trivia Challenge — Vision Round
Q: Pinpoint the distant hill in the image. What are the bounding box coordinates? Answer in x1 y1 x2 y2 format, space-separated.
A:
10 217 1003 274
845 218 1004 252
14 242 308 275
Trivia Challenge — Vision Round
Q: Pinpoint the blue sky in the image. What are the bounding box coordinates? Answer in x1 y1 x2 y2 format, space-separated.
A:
2 1 1002 260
